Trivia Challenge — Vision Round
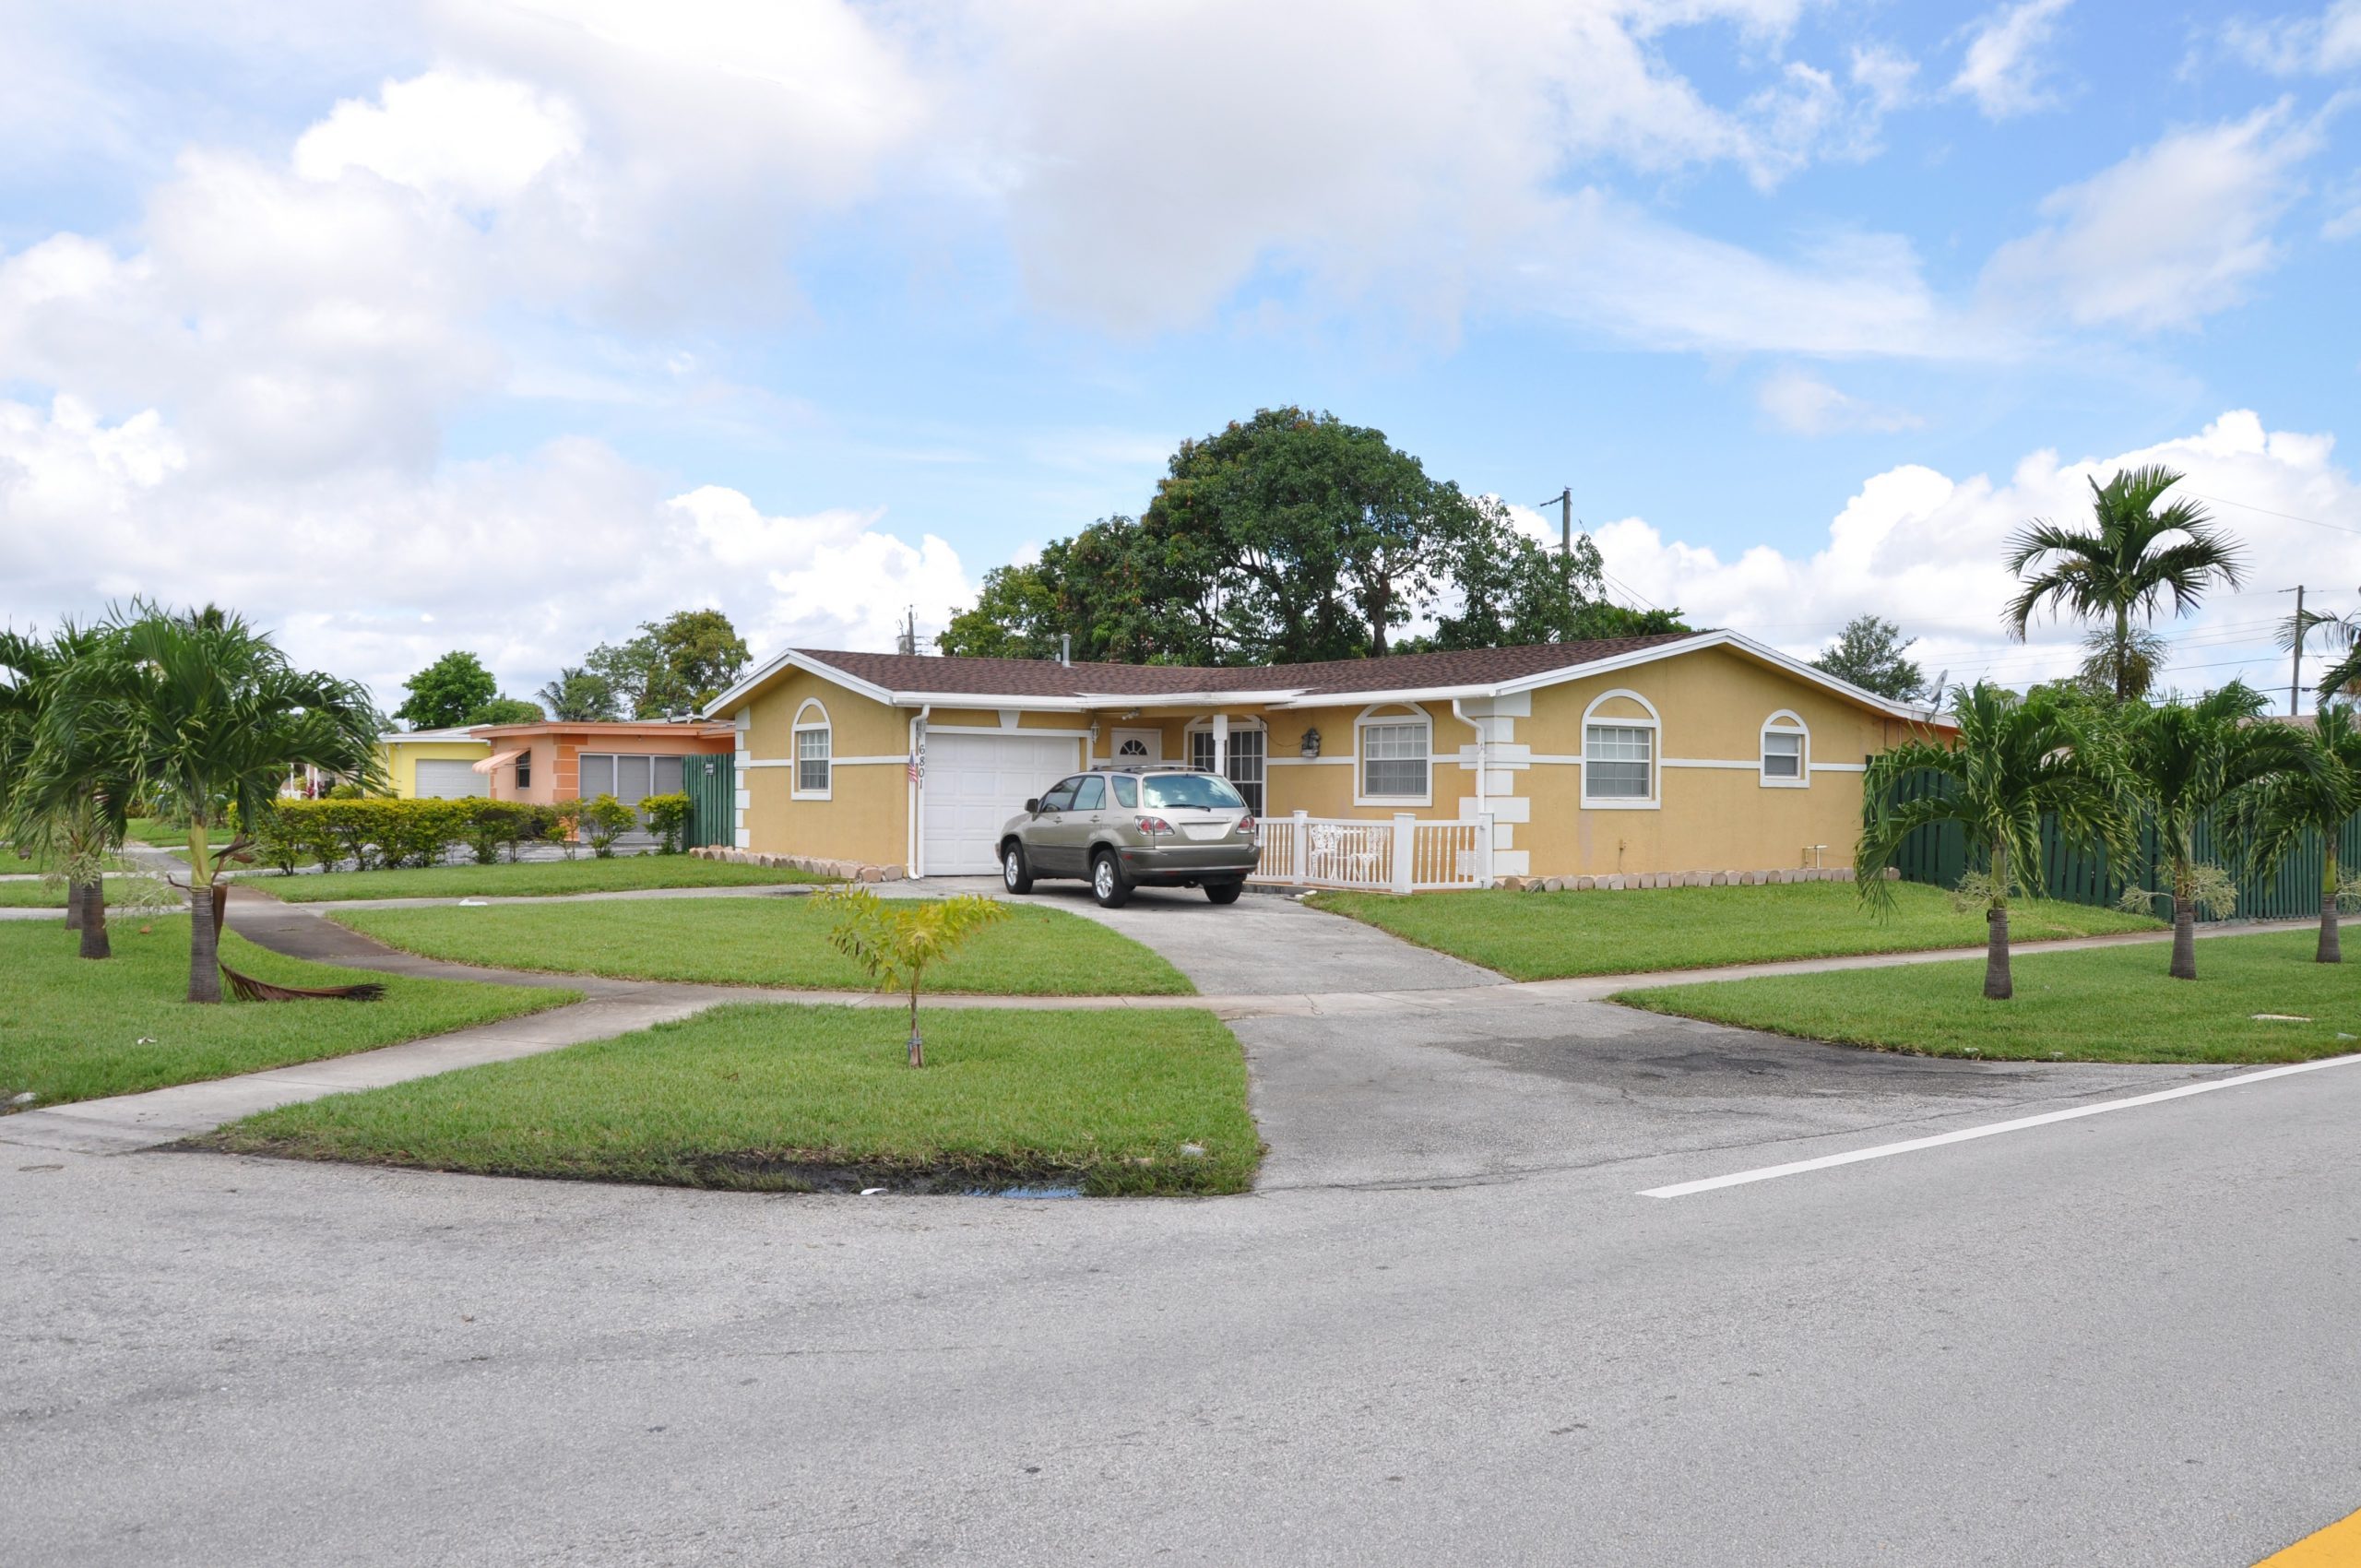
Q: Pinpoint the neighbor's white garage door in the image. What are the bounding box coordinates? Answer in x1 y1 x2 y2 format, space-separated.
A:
413 759 489 799
922 731 1080 875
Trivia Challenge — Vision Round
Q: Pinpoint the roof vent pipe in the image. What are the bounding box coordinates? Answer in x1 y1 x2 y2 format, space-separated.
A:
1061 634 1071 667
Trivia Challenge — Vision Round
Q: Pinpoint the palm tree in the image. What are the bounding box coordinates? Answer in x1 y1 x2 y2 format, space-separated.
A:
54 604 384 1002
2111 683 2319 980
1857 683 2126 1000
1 625 131 959
2230 702 2361 964
2315 638 2361 710
2004 466 2244 702
537 666 620 722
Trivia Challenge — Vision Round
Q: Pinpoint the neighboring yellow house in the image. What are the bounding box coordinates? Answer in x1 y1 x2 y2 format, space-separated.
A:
702 632 1945 885
374 728 493 799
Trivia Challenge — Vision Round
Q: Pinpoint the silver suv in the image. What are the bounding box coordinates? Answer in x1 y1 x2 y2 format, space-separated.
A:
999 766 1260 908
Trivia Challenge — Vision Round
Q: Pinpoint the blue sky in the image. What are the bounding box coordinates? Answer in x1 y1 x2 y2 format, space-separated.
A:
1 0 2356 707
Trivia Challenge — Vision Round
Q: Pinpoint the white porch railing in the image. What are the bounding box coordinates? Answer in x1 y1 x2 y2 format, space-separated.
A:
1255 811 1494 893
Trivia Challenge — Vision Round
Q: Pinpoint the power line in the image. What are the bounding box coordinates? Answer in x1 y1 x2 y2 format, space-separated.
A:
2190 492 2361 538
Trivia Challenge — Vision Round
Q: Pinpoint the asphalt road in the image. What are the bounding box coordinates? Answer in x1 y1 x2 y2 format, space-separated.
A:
9 1000 2358 1566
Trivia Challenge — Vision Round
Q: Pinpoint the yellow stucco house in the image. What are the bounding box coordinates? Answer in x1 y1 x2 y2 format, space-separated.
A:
373 728 492 799
702 631 1941 886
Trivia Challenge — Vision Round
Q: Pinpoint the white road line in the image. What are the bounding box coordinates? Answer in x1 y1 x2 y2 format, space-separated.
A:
1640 1051 2361 1198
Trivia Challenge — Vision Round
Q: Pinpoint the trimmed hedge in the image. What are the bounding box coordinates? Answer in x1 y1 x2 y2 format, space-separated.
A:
253 799 563 873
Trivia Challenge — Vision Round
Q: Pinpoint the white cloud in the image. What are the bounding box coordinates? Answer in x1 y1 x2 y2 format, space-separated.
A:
0 400 973 703
1756 371 1925 434
1591 410 2360 693
1980 102 2325 329
294 72 582 208
2328 171 2361 237
1513 191 2004 359
2223 0 2361 75
1849 43 1921 112
1952 0 2073 119
964 0 1906 333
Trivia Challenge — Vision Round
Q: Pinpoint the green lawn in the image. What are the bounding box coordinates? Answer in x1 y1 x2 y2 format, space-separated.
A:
331 897 1193 995
124 817 232 849
1615 927 2361 1064
0 918 579 1108
1307 881 2164 980
0 875 174 909
207 1004 1259 1195
248 856 838 902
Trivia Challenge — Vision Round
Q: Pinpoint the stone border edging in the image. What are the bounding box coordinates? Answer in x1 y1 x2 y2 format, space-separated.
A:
690 845 904 884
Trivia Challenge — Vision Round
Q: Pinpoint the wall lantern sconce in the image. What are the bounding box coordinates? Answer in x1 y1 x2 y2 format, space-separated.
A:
1299 727 1322 759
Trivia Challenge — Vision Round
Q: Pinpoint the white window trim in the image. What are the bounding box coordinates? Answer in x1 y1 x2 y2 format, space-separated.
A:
1580 689 1661 811
1760 709 1810 790
791 698 833 801
1354 702 1433 807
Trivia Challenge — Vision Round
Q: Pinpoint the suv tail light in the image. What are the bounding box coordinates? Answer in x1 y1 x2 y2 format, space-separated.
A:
1237 814 1257 837
1134 814 1175 836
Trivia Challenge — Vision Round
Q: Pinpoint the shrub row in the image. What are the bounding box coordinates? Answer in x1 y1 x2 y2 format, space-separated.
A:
248 790 696 873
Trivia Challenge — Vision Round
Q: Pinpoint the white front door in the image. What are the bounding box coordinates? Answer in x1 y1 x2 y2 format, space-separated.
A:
922 731 1084 875
1109 728 1161 766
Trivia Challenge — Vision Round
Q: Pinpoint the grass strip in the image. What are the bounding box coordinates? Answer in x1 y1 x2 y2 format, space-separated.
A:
208 1004 1259 1195
251 855 837 902
1614 926 2361 1064
1308 881 2162 980
332 897 1194 995
0 917 579 1108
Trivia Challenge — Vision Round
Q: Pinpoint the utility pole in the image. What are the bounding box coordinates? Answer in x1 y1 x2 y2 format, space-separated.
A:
1552 487 1572 558
2285 585 2306 716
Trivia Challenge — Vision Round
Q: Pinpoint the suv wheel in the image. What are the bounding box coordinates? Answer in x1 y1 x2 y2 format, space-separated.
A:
1002 842 1034 895
1090 850 1132 909
1204 879 1243 905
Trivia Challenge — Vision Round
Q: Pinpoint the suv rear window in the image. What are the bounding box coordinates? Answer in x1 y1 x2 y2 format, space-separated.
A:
1142 773 1247 810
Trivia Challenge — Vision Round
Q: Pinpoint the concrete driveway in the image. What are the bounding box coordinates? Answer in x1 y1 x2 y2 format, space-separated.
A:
905 875 1505 997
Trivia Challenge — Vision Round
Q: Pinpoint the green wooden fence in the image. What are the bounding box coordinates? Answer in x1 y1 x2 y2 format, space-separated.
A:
683 752 736 850
1892 771 2360 923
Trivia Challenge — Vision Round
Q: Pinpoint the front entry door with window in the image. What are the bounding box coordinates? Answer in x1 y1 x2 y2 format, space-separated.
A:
1109 729 1161 766
1190 727 1265 814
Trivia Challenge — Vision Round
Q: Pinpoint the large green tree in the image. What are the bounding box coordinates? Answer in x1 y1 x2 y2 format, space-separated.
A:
1420 527 1684 650
467 695 545 726
393 650 498 730
1856 683 2125 1001
939 409 1684 665
587 609 752 717
56 605 385 1002
2003 466 2244 702
1810 615 1928 702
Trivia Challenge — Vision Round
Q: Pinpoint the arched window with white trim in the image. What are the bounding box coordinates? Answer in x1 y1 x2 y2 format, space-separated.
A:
1355 703 1432 806
792 699 833 800
1760 710 1809 788
1581 690 1659 809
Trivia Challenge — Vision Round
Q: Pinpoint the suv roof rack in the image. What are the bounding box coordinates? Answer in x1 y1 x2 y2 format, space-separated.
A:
1104 763 1214 774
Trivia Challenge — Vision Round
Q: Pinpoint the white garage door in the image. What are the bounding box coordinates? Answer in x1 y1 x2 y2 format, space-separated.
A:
922 731 1080 875
414 759 489 799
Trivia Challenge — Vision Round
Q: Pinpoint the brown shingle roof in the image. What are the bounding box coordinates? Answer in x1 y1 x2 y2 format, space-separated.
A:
798 631 1705 701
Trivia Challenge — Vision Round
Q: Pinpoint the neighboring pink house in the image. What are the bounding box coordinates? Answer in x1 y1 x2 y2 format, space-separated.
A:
469 720 735 811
